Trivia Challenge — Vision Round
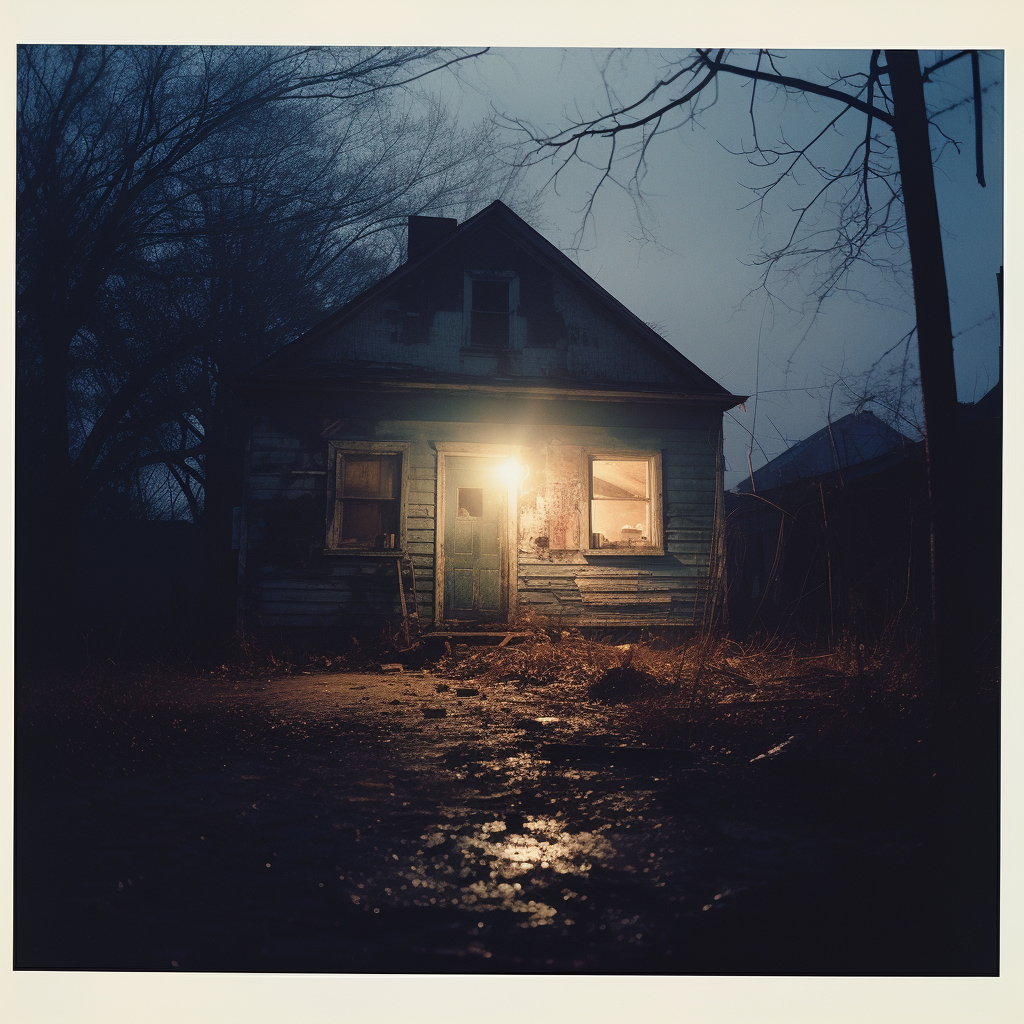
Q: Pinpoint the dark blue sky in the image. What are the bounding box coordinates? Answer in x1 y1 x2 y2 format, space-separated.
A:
444 48 1004 487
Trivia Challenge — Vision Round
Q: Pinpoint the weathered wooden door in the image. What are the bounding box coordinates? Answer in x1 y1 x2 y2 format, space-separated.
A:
443 457 508 621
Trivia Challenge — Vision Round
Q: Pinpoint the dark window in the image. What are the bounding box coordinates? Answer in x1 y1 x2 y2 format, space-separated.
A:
456 487 483 518
330 453 401 550
471 279 510 348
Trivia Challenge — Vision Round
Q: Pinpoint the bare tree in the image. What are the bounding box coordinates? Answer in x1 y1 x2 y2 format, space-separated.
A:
511 48 998 704
17 44 510 644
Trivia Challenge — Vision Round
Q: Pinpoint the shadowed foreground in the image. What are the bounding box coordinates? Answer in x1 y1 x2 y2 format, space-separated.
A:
15 641 998 975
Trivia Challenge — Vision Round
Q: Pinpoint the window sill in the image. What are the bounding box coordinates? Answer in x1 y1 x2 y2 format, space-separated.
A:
460 346 507 356
323 548 409 558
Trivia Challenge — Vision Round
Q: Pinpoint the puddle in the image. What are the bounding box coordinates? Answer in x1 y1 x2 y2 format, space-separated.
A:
394 813 617 927
18 669 882 973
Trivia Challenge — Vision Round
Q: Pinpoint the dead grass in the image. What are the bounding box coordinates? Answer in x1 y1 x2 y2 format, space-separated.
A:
427 624 939 761
21 620 979 777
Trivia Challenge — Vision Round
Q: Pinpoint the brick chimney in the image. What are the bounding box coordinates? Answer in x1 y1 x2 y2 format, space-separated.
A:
407 215 458 262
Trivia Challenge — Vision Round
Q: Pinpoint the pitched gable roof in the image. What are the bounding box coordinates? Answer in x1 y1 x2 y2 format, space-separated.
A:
248 200 742 402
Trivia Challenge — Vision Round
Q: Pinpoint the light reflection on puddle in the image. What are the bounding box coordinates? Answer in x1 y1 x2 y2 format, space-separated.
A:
402 815 616 926
487 753 546 784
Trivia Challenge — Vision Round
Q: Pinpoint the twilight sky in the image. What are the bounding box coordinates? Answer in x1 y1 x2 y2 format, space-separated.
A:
437 48 1004 488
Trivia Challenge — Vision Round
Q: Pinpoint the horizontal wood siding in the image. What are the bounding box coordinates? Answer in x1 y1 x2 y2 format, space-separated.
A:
244 415 437 631
242 406 722 634
515 429 720 625
255 564 436 629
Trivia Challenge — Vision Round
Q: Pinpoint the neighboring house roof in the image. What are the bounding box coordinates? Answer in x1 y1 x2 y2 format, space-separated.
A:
959 380 1002 426
734 410 915 493
243 200 745 406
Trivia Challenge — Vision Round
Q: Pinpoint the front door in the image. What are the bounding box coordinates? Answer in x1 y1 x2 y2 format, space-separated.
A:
443 456 508 622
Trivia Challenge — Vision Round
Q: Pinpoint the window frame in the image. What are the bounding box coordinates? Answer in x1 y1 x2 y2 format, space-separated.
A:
463 270 518 352
582 449 664 557
325 441 412 556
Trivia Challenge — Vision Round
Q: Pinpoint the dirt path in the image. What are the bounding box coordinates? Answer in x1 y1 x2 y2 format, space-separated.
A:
15 666 987 974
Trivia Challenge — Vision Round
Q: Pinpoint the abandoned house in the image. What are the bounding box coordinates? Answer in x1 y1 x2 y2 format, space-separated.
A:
235 201 745 639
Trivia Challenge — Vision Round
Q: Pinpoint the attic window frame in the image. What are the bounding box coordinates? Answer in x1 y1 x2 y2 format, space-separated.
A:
464 270 517 351
325 441 412 556
583 449 664 557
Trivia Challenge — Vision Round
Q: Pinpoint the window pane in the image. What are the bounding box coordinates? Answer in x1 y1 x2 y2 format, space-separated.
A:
342 455 397 498
592 460 648 499
339 499 399 548
590 499 650 548
331 451 402 549
456 487 483 518
341 501 381 546
472 279 509 312
471 309 509 348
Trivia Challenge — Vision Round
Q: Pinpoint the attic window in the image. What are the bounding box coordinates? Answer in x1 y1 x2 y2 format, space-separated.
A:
586 452 664 555
470 277 511 349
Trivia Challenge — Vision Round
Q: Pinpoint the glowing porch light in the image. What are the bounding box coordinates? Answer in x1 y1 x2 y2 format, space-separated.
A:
495 457 527 488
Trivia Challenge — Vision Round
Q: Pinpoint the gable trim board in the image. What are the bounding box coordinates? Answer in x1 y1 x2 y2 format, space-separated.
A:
243 374 744 407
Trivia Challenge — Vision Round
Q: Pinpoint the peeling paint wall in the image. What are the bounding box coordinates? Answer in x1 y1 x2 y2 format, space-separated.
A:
518 443 586 557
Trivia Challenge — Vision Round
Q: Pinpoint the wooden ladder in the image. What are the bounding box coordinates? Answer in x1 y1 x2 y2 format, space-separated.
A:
395 555 421 646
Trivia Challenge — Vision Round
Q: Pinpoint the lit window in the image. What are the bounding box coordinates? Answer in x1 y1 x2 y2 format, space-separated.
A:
327 445 408 551
587 453 663 554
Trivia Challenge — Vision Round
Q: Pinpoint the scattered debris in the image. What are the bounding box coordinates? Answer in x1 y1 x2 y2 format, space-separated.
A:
750 734 807 762
442 743 489 767
588 665 660 704
513 716 562 732
539 743 690 766
17 627 991 975
514 718 547 732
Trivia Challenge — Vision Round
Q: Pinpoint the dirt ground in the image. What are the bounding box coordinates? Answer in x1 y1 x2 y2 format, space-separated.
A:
14 641 999 975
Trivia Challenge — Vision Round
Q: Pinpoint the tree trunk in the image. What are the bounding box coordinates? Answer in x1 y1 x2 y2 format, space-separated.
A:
198 385 248 644
18 304 82 662
886 50 964 707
